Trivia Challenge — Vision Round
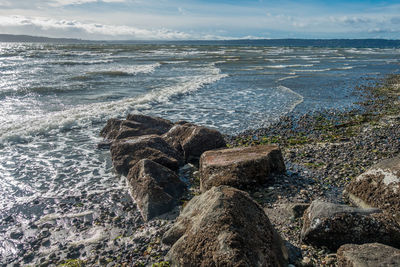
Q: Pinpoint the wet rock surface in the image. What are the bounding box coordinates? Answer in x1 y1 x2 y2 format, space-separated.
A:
163 186 288 267
337 243 400 267
199 145 286 192
163 122 226 163
110 135 183 176
301 200 400 250
0 184 173 266
100 114 174 141
127 159 186 221
345 156 400 221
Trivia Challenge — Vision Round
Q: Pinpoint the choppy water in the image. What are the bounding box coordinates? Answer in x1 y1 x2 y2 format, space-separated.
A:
0 42 399 263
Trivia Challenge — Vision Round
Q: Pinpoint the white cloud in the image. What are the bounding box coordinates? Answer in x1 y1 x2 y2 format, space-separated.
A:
49 0 126 7
0 15 193 40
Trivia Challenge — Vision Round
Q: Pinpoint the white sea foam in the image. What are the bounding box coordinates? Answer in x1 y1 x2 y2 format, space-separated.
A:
276 85 304 112
345 48 380 55
337 66 354 70
277 75 299 82
85 62 161 76
264 58 288 62
162 60 189 64
0 64 227 142
266 64 314 69
69 226 108 246
51 59 114 65
39 211 94 223
293 68 331 72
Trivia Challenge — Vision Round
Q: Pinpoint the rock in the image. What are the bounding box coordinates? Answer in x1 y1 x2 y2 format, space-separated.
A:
264 203 310 224
301 200 400 250
290 203 310 218
97 140 112 149
162 186 288 267
345 156 400 222
127 159 186 221
100 118 123 140
110 135 183 176
337 243 400 267
163 123 226 163
199 145 286 192
100 114 173 140
10 231 23 240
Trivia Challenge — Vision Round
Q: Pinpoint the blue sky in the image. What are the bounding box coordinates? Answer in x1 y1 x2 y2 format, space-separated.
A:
0 0 399 40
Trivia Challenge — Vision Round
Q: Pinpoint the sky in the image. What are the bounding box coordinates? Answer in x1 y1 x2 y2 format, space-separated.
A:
0 0 400 40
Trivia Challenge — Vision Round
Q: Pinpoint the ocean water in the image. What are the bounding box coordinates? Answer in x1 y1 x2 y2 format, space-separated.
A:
0 42 399 262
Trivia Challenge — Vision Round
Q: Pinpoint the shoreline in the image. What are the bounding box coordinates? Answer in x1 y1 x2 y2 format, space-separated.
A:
226 73 400 266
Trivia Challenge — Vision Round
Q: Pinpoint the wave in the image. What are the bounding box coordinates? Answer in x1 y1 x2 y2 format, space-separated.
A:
0 64 228 142
161 60 189 64
50 59 114 66
276 85 304 112
264 58 289 62
266 64 314 69
72 63 161 79
277 75 299 82
336 66 354 70
293 68 332 72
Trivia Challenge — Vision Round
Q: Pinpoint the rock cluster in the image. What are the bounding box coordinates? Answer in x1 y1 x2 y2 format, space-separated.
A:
297 157 400 265
100 115 400 266
100 114 226 221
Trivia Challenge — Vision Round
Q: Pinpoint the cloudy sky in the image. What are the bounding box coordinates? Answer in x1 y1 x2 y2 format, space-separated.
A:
0 0 400 40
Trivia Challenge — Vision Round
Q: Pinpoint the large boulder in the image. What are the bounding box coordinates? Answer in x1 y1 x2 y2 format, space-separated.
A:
337 243 400 267
345 157 400 222
199 145 286 192
110 135 183 176
162 186 288 267
301 200 400 250
127 159 186 221
100 114 173 140
162 123 226 163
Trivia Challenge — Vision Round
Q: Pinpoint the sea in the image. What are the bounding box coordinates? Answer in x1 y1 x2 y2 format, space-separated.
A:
0 41 399 264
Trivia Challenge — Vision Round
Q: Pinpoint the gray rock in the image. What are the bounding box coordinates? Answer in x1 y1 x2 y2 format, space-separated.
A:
301 200 400 250
100 118 123 140
199 145 286 192
162 186 288 267
337 243 400 267
127 159 186 221
163 123 226 163
345 156 400 222
110 135 183 176
100 114 173 141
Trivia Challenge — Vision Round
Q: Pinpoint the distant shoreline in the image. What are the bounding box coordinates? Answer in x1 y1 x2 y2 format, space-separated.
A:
1 33 400 48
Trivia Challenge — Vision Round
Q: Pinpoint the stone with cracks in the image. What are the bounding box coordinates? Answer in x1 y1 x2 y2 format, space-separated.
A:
301 200 400 250
199 145 286 192
162 123 226 163
162 186 288 267
337 243 400 267
100 114 173 140
127 159 186 221
99 118 123 140
110 135 183 176
345 156 400 222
